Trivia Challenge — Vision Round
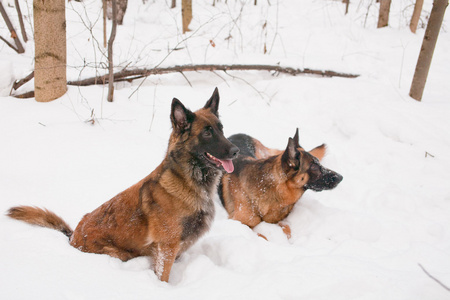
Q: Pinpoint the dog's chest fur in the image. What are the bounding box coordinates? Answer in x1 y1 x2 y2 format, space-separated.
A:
181 199 214 241
176 182 216 254
157 161 217 247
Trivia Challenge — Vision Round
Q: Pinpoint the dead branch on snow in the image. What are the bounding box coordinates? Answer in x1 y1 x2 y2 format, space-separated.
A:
67 64 359 86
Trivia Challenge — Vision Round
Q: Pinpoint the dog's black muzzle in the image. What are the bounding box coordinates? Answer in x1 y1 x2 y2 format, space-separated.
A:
305 169 343 192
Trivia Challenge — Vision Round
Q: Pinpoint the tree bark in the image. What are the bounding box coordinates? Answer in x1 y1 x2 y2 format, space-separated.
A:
182 0 192 33
377 0 391 28
107 0 118 102
410 0 424 33
106 0 127 25
103 0 107 47
410 0 448 101
0 2 25 53
34 0 67 102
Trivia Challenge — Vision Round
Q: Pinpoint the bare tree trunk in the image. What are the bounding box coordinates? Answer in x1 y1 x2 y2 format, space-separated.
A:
171 0 176 8
410 0 424 33
377 0 391 28
0 2 25 53
410 0 448 101
14 0 28 42
343 0 350 15
182 0 192 33
107 0 118 102
103 0 107 47
34 0 66 102
106 0 127 25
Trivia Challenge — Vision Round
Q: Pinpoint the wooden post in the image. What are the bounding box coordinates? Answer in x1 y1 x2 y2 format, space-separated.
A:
34 0 67 102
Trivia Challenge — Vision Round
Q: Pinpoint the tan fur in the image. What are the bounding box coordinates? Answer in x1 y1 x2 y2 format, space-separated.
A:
7 206 73 237
7 89 238 283
222 151 316 228
219 131 340 240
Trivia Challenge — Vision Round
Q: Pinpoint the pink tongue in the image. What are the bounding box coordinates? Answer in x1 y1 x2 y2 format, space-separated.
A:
219 159 234 173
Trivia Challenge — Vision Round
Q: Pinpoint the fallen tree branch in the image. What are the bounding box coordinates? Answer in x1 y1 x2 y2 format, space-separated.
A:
67 64 359 86
11 71 34 93
14 91 34 99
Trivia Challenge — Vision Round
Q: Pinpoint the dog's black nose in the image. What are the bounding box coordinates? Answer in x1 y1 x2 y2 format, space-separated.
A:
329 172 343 187
229 145 240 159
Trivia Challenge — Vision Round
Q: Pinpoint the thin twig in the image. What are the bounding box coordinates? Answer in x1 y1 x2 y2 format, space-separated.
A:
127 16 218 99
418 264 450 292
223 70 269 104
179 71 193 87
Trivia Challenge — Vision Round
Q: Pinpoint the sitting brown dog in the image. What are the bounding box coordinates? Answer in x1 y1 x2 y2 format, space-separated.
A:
7 88 239 282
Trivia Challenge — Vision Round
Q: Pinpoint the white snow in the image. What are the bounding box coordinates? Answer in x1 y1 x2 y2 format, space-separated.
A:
1 0 450 299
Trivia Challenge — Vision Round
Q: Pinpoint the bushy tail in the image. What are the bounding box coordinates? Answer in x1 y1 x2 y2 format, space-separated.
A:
7 206 73 238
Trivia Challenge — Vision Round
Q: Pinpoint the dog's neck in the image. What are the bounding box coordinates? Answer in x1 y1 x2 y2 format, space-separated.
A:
164 149 220 203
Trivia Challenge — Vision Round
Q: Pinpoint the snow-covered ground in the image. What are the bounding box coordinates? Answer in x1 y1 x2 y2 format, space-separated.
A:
1 0 450 299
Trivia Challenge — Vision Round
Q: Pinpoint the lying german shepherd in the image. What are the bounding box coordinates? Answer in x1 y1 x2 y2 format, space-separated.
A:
219 129 342 239
7 88 239 282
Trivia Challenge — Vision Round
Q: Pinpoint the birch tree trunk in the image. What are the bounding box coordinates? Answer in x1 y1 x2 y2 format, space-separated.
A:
377 0 391 28
410 0 424 33
34 0 67 102
409 0 448 101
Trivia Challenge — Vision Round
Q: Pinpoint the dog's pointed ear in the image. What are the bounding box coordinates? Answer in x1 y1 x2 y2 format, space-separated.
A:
171 98 195 133
282 138 300 172
309 144 326 161
203 87 220 117
293 128 300 148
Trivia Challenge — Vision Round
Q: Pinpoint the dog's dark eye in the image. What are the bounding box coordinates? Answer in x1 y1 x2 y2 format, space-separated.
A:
310 164 319 172
309 164 320 180
203 126 213 138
